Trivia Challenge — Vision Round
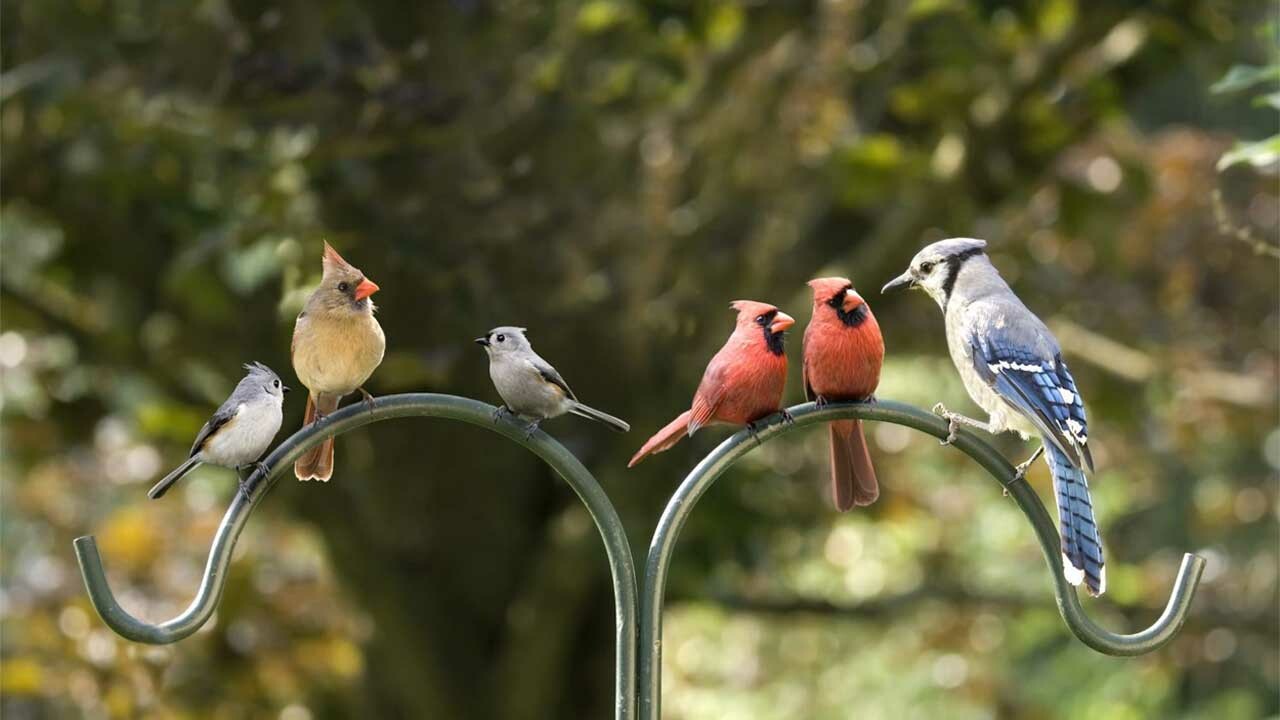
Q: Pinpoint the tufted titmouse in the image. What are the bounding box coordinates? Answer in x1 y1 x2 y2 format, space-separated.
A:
148 362 288 499
291 242 385 482
475 326 630 437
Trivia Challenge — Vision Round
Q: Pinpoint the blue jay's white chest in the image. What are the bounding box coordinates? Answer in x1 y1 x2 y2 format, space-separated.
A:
945 304 1037 439
199 399 284 467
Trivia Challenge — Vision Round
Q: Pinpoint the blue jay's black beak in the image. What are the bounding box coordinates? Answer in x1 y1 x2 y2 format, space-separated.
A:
881 271 915 294
474 336 490 347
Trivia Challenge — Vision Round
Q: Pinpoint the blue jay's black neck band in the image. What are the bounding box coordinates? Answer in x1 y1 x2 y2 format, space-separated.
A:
941 247 985 307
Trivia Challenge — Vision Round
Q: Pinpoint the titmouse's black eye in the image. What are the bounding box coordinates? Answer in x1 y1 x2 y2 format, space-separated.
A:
273 380 280 388
919 261 935 274
338 281 350 292
497 334 506 342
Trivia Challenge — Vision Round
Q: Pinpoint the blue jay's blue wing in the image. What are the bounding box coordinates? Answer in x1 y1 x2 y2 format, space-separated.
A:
970 332 1094 472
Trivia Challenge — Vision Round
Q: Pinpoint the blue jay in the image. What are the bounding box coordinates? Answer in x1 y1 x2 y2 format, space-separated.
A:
883 238 1105 596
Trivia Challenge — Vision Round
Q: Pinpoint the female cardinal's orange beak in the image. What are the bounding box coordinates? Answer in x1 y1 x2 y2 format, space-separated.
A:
354 278 380 301
770 311 795 334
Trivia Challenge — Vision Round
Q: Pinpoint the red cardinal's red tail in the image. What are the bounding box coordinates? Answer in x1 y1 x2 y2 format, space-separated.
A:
628 410 693 467
829 419 878 510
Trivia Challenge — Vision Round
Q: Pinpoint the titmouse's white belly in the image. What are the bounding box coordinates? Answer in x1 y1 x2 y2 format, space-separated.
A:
199 400 284 467
489 358 572 420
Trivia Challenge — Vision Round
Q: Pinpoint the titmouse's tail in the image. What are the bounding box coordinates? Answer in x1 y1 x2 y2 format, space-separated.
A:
568 402 630 433
295 393 339 482
829 419 879 511
148 456 201 499
628 410 692 467
1045 441 1105 596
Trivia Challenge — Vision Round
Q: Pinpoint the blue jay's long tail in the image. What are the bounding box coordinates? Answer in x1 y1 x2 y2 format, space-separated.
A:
1044 441 1105 596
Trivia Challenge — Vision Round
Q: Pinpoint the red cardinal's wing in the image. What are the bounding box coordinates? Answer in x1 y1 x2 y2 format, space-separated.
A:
688 360 727 435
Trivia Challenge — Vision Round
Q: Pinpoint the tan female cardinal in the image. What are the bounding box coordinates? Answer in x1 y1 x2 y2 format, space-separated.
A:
802 277 884 510
291 242 386 481
628 301 794 467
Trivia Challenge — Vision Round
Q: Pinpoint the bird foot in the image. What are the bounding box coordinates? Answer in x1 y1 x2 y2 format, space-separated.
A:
1012 445 1046 483
779 409 795 426
492 405 509 423
243 461 271 478
745 421 763 446
862 394 878 405
814 395 829 408
932 403 961 446
359 387 376 413
523 420 541 441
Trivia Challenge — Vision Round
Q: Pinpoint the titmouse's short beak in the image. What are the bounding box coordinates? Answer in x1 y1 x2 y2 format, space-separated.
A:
474 337 490 347
881 271 915 294
354 278 380 301
842 290 862 313
283 385 291 393
770 311 795 333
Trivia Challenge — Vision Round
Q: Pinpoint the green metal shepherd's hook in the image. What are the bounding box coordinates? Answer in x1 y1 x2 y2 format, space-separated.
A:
73 394 640 720
637 400 1206 720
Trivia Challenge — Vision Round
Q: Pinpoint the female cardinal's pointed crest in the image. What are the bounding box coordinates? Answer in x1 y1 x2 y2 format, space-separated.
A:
322 241 355 271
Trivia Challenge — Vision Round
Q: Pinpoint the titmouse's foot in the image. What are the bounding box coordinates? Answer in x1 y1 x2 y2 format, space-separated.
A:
523 420 541 440
359 387 376 413
241 461 270 479
1012 445 1046 482
779 409 795 426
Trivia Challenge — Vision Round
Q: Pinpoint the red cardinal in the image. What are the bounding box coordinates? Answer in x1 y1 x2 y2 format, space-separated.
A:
802 277 884 510
628 301 794 467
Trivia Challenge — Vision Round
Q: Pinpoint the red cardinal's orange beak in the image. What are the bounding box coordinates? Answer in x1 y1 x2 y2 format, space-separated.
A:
842 291 863 313
770 311 795 334
354 278 380 301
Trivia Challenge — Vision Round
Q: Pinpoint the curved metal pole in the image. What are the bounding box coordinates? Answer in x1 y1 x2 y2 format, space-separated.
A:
74 393 639 720
638 400 1205 720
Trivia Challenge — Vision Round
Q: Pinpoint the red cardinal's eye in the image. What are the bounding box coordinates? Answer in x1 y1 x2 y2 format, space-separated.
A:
338 281 350 292
756 315 767 325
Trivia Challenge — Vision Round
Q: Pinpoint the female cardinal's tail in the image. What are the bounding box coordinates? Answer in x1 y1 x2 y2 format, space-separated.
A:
829 419 879 511
628 411 693 467
294 393 339 481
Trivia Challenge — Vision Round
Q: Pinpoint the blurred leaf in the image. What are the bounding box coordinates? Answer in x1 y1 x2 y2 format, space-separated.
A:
1210 64 1280 94
1217 135 1280 170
